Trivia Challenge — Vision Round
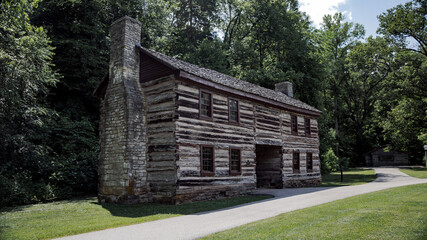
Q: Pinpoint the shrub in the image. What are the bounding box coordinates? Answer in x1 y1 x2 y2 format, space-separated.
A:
321 148 340 174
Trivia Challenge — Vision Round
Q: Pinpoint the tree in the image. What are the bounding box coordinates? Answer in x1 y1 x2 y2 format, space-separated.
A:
376 0 427 164
167 0 220 59
377 50 427 164
221 0 323 106
0 0 58 205
30 0 109 199
377 0 426 57
343 37 395 164
318 12 364 160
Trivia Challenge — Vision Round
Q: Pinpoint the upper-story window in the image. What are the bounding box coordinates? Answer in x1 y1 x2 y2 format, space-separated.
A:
293 151 300 173
305 118 311 136
229 148 241 175
306 153 313 172
201 146 214 176
291 115 298 134
229 98 239 123
200 90 212 119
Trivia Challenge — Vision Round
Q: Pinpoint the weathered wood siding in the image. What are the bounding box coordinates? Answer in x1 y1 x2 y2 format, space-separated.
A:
173 78 321 201
175 81 256 202
255 105 282 146
282 115 321 187
141 75 177 203
367 149 409 167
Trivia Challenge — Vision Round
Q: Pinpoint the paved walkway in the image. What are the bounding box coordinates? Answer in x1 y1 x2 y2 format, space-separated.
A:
57 168 427 240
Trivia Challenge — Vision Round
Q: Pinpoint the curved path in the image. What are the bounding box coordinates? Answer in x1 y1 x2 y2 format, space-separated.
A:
57 168 427 240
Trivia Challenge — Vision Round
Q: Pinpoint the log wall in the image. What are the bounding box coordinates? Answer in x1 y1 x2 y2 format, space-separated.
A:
142 75 177 203
281 115 321 187
175 81 256 203
173 79 321 202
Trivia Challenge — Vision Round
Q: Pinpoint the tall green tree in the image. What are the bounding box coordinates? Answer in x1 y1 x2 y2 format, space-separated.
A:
376 50 427 163
343 37 395 164
0 0 58 205
31 0 110 200
221 0 323 105
376 0 427 163
168 0 220 59
318 12 364 159
377 0 426 57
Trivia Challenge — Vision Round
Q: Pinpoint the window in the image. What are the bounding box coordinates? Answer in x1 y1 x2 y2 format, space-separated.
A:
229 148 241 175
201 146 214 176
229 98 239 123
379 155 394 162
200 91 212 119
305 118 311 136
293 152 300 173
306 153 313 172
291 115 298 134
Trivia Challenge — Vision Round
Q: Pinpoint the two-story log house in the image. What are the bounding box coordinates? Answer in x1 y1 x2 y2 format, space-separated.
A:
94 16 322 204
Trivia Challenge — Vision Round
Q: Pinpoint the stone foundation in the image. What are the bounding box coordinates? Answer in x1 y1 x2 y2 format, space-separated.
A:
98 193 150 204
283 177 321 188
174 184 255 204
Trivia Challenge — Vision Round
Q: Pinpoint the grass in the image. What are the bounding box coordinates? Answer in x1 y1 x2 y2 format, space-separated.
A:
400 168 427 178
203 183 427 240
319 168 377 187
0 195 270 240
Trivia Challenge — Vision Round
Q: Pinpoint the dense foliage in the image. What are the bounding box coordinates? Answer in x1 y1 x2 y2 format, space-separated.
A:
1 0 425 206
0 0 59 206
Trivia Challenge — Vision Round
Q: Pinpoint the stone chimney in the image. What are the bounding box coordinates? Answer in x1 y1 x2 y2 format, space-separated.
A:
98 16 148 203
275 81 293 98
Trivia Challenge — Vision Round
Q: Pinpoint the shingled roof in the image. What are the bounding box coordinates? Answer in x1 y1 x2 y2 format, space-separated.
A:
137 46 321 115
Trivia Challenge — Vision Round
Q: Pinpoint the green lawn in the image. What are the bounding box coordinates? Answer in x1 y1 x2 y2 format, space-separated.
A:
203 183 427 240
400 168 427 178
0 195 270 240
319 168 376 187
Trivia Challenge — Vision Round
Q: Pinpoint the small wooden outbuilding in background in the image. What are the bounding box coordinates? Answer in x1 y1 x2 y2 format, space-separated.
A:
364 147 409 167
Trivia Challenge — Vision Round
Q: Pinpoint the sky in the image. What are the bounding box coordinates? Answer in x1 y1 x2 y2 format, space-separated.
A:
299 0 412 37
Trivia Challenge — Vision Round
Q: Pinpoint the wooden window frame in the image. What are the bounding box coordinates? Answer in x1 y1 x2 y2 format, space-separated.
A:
291 115 298 135
306 152 313 173
293 151 300 173
200 145 215 176
199 89 213 120
305 118 311 136
229 148 242 176
228 97 240 125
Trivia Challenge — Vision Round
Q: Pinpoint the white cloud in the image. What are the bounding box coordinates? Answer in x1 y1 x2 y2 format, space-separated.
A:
299 0 350 27
343 10 353 21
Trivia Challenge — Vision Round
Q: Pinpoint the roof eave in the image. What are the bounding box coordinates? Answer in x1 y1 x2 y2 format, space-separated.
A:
178 70 321 117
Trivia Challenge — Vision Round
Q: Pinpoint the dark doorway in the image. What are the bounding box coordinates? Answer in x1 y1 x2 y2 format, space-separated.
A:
255 145 283 188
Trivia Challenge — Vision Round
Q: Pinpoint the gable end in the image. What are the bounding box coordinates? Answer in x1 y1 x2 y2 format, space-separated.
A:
139 51 176 83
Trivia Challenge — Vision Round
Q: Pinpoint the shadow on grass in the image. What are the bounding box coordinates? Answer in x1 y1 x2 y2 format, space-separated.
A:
98 169 376 218
399 167 427 179
0 195 98 214
320 170 377 187
96 195 272 218
402 168 427 172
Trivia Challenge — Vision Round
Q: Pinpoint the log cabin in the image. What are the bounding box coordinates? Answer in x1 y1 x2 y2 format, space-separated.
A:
364 147 409 167
94 16 322 204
